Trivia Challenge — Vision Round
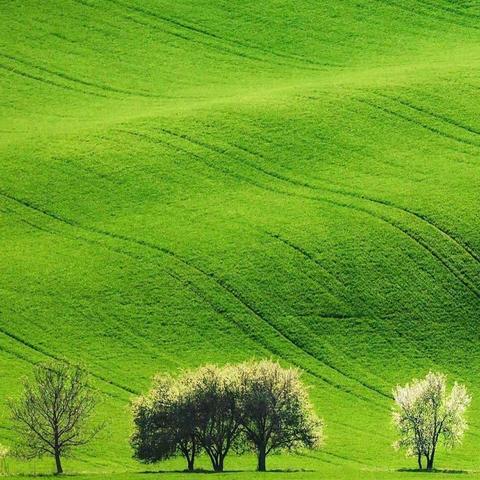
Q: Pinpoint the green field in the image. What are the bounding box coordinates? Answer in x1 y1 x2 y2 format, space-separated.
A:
1 0 480 478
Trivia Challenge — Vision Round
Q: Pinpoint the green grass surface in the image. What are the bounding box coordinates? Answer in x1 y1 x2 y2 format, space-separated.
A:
1 0 480 478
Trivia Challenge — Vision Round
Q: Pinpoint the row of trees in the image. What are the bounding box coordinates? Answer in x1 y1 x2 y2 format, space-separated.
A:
130 360 323 472
3 360 472 475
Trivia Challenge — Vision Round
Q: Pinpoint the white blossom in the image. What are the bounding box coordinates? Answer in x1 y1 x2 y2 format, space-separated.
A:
392 372 470 470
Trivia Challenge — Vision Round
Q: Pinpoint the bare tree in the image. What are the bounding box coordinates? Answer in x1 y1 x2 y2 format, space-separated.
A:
393 372 471 471
237 360 323 471
9 361 101 475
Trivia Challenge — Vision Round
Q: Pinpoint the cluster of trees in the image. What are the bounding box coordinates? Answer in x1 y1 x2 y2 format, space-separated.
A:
3 360 472 475
130 360 323 472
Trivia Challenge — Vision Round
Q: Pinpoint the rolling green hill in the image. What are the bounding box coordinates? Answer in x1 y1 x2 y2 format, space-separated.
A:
1 0 479 477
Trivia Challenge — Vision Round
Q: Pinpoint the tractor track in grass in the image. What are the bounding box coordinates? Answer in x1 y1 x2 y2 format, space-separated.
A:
110 239 384 405
96 0 338 72
0 326 133 400
374 92 480 139
0 63 106 98
263 231 352 298
115 130 447 380
132 128 480 302
355 98 480 150
374 0 480 31
417 0 480 22
245 118 479 267
262 230 429 388
0 342 128 403
2 205 197 372
169 268 383 404
145 127 480 299
0 52 163 99
0 189 386 406
160 125 480 270
77 0 311 72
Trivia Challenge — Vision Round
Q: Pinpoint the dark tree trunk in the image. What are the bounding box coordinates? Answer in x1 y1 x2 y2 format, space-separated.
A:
188 439 196 472
417 453 422 470
214 456 224 472
257 445 267 472
426 454 435 471
181 438 196 472
54 451 63 475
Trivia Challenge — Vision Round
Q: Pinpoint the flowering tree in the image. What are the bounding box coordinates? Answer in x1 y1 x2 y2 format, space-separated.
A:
186 365 243 472
131 374 199 471
237 360 323 471
0 444 10 475
392 372 470 470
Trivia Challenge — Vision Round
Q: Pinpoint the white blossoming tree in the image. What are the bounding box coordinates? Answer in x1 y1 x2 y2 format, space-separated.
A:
0 444 10 475
392 372 470 471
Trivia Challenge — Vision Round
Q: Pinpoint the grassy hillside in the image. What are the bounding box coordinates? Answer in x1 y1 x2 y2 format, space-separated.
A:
1 0 479 477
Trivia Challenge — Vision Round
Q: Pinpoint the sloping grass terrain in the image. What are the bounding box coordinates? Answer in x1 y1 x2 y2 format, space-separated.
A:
1 0 479 477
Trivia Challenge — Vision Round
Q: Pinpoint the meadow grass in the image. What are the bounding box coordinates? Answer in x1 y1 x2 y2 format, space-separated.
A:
1 0 479 477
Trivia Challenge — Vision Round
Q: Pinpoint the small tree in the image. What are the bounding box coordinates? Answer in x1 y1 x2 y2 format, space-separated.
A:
9 361 101 475
131 374 199 471
188 365 243 472
393 371 471 471
0 444 10 475
237 360 323 471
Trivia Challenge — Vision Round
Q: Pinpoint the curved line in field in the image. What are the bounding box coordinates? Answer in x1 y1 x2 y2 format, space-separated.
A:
99 0 337 71
0 342 127 402
374 92 480 138
355 98 480 150
226 116 480 272
0 326 134 399
262 230 435 387
417 0 480 22
167 129 480 269
0 63 106 98
263 230 350 295
373 0 480 31
1 189 387 405
4 205 256 370
0 52 163 99
148 127 479 298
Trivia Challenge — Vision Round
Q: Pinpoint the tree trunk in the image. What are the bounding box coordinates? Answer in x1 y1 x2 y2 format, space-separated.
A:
214 456 224 472
257 445 267 472
426 452 435 471
54 451 63 475
417 453 422 470
188 440 195 472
